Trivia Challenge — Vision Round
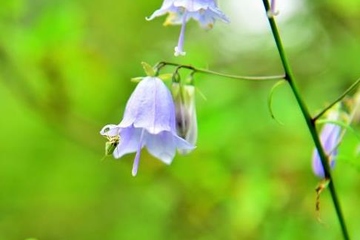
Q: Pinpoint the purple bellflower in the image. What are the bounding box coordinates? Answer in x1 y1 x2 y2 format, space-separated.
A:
171 82 197 154
147 0 230 56
100 76 194 176
312 110 341 178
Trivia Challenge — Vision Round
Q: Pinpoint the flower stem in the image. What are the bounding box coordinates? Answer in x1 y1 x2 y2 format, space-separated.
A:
261 1 350 239
313 78 360 121
155 61 285 81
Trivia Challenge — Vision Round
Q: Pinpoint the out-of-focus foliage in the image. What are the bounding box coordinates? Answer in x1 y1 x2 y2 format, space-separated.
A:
0 0 360 239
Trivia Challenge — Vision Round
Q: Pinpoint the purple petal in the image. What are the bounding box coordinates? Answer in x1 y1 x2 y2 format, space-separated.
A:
100 124 120 137
145 131 194 164
119 77 176 134
113 127 144 158
132 129 145 176
312 121 341 178
174 13 187 56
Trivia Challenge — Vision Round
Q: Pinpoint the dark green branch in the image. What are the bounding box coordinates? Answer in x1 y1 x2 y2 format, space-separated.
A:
261 0 350 239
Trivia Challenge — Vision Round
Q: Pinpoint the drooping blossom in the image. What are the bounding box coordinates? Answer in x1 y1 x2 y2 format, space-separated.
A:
147 0 230 56
171 82 197 154
100 76 194 176
312 110 341 178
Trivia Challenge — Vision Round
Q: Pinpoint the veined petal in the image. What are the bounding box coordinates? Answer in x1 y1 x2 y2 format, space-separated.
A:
100 124 120 137
145 131 194 164
119 77 175 134
145 131 177 164
173 0 215 12
174 134 196 151
113 126 144 158
193 8 230 29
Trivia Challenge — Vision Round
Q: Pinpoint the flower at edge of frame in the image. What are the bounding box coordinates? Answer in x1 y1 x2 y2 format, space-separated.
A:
171 82 198 154
312 110 341 178
146 0 230 56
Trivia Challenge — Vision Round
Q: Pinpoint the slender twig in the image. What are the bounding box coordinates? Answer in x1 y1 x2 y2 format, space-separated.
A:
155 61 285 81
261 0 350 239
314 78 360 121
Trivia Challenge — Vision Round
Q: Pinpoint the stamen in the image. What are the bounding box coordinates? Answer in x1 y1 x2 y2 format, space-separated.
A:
132 130 145 176
174 12 187 56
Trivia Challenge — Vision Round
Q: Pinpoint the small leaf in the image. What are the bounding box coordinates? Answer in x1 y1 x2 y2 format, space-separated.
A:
131 77 143 83
141 62 155 77
158 73 173 81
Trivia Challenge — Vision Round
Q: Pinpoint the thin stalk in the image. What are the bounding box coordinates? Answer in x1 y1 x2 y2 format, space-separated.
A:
314 78 360 121
261 0 349 239
155 61 285 81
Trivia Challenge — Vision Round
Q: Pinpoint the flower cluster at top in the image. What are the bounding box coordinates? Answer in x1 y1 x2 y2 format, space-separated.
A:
100 63 197 176
147 0 230 56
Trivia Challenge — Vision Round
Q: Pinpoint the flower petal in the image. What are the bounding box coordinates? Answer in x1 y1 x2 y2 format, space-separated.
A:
145 131 194 164
100 124 120 137
146 0 177 21
132 129 145 176
145 131 177 164
119 77 176 134
113 126 144 158
311 110 341 178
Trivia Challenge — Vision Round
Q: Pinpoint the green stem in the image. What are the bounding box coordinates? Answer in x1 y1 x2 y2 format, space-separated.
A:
261 0 350 239
155 61 285 81
314 78 360 121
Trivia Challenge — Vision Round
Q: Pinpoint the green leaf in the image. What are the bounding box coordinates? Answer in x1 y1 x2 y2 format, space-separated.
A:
141 62 155 77
131 77 143 83
158 73 173 81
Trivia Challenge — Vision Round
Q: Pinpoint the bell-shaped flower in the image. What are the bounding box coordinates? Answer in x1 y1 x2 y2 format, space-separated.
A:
312 110 342 178
100 76 194 176
147 0 230 56
171 82 197 154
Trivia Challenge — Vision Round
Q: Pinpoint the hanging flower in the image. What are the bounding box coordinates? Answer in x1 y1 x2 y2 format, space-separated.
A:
147 0 230 56
100 76 194 176
312 110 342 178
171 82 197 154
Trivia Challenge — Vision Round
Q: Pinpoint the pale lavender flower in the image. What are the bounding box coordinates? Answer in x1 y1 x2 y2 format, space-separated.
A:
147 0 230 56
171 82 197 154
100 76 194 176
312 111 341 178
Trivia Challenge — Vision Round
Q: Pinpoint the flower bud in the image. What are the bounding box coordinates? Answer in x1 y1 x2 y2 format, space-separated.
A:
171 82 197 154
312 107 341 178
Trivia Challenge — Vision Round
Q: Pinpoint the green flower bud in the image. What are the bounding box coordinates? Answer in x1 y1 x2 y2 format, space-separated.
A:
171 82 197 155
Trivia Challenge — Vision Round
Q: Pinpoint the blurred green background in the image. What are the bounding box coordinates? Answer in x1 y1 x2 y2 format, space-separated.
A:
1 0 360 239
